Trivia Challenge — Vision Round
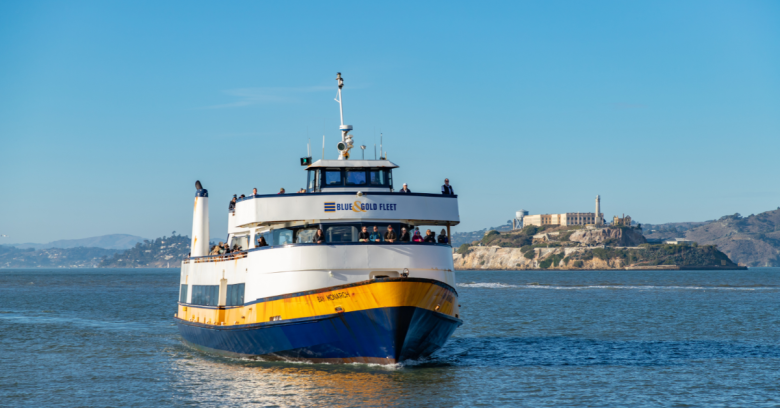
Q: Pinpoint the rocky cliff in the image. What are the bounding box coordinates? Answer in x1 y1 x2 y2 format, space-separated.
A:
569 227 646 246
454 243 739 270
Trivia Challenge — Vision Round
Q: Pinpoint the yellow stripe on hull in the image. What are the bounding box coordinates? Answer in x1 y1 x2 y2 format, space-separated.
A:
176 278 459 327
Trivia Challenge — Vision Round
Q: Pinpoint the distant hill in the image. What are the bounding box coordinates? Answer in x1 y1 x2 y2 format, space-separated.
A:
0 245 121 268
648 209 780 267
99 234 191 268
8 234 146 250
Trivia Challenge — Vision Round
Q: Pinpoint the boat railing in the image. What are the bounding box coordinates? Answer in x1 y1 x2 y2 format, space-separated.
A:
185 251 248 264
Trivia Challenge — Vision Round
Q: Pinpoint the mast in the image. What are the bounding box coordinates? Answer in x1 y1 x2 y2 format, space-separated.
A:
334 73 354 160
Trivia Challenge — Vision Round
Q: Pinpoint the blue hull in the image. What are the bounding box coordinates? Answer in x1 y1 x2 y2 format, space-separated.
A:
177 306 462 364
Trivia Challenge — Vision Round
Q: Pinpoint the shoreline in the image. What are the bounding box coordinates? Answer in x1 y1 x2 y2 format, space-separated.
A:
455 265 749 271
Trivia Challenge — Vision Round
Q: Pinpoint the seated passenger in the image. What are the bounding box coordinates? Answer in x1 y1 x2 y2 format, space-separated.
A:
370 226 383 242
209 245 220 255
412 230 423 242
278 188 285 194
232 244 240 252
437 229 448 244
399 227 410 242
256 236 269 247
358 226 370 242
423 229 436 243
314 229 325 244
399 183 411 193
239 194 245 199
385 225 397 243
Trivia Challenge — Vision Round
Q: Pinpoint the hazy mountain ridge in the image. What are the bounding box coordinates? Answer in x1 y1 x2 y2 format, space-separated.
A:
7 234 146 250
99 234 192 268
0 245 121 268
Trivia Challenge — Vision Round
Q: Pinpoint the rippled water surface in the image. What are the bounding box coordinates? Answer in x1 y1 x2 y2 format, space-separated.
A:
1 268 779 407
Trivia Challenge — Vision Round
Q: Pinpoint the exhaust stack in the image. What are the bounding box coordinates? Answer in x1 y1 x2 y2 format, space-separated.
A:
190 180 210 257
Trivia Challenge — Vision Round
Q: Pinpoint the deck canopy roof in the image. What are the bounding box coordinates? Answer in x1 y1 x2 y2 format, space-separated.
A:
306 159 399 169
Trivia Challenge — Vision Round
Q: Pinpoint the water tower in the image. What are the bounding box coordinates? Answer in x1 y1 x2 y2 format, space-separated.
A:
513 210 529 230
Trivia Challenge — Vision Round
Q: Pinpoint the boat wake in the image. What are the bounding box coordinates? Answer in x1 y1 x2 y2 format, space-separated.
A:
457 282 777 291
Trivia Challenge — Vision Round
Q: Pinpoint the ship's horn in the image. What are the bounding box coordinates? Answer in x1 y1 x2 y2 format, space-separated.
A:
190 181 210 257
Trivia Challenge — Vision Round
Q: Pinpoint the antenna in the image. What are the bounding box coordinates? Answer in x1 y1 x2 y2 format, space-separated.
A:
360 145 366 160
374 144 377 159
307 138 311 157
334 73 354 160
322 135 325 160
380 133 383 159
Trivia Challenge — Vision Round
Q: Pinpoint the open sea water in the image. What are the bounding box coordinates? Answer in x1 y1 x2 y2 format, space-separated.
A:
1 268 779 407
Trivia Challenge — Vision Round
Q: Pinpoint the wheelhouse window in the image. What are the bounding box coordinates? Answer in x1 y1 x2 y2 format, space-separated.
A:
369 169 391 187
307 170 319 192
345 169 367 186
324 169 343 186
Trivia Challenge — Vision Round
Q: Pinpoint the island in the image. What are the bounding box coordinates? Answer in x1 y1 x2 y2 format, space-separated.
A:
453 225 745 270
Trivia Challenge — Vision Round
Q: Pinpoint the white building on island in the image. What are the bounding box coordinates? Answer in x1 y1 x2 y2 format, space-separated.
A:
523 196 605 227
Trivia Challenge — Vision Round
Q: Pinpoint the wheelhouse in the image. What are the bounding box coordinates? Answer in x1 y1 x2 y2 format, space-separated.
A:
305 160 398 192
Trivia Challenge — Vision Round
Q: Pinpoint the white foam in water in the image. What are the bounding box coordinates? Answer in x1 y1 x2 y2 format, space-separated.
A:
456 282 775 291
457 282 520 289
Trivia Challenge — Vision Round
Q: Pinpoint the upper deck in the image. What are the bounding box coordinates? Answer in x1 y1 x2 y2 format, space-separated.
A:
229 158 459 232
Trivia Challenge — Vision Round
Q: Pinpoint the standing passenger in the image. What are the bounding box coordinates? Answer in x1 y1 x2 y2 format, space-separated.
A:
370 226 383 242
278 188 286 194
399 183 412 193
229 196 237 212
399 227 410 242
358 226 370 242
385 225 397 243
256 236 269 247
412 230 423 242
423 229 436 243
252 188 257 196
442 178 454 195
437 229 449 244
314 229 325 244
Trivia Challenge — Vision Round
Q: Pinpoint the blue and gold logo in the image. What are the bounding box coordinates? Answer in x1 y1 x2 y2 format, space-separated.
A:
323 200 397 213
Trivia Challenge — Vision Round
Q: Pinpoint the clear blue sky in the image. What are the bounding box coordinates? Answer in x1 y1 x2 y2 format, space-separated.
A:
1 0 778 243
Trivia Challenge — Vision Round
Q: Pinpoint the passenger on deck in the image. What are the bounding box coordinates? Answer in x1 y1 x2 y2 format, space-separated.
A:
423 229 436 243
370 226 383 242
399 183 412 193
232 244 240 252
399 227 410 242
438 229 449 244
256 236 269 247
209 245 220 255
298 188 305 193
358 226 370 242
412 230 423 242
239 194 245 199
218 242 227 254
442 178 454 195
314 229 325 244
229 196 237 212
252 188 257 195
385 225 397 243
278 188 285 194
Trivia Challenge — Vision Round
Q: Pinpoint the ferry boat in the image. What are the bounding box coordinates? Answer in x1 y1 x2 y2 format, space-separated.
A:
175 73 462 364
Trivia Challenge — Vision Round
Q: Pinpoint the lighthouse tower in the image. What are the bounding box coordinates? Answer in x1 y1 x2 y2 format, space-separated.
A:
595 195 602 225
